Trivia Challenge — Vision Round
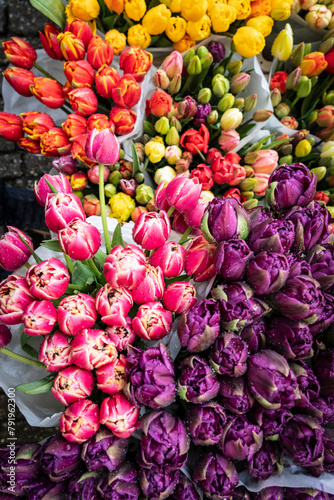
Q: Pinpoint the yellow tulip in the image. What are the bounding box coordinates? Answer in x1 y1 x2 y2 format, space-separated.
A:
145 141 166 163
181 0 207 22
104 0 124 14
66 0 100 22
210 5 236 33
271 0 293 20
105 29 127 54
173 34 196 52
142 4 172 35
227 0 251 19
124 0 146 21
127 24 151 48
170 0 181 12
166 16 187 42
271 23 293 61
246 15 274 37
233 26 265 58
186 14 211 41
207 0 227 15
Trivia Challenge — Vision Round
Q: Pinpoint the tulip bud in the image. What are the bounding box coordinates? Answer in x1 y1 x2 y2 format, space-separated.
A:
220 108 243 131
311 166 327 182
187 55 202 75
243 198 259 209
227 60 243 75
290 42 305 66
207 110 219 125
105 183 117 198
243 94 257 113
109 171 122 186
198 88 212 104
230 72 250 94
2 36 37 69
212 74 230 97
253 109 273 122
166 126 180 145
306 4 332 29
183 48 195 67
285 67 302 90
4 67 35 97
234 98 244 110
168 74 182 94
275 103 290 119
0 112 23 141
271 23 293 61
218 93 235 113
320 37 334 54
197 45 209 58
279 155 293 165
296 75 312 98
155 116 170 135
295 139 312 157
85 128 120 165
200 52 214 71
135 184 154 204
239 178 257 191
323 90 334 106
143 120 155 136
153 69 170 89
83 194 101 217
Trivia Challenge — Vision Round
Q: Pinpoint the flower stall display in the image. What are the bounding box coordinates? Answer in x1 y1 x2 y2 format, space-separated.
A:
292 0 334 33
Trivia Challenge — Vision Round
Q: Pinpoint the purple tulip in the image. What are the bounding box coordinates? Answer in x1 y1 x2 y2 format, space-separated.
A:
287 252 312 278
81 426 128 472
291 361 320 409
307 244 334 290
220 415 263 461
194 103 212 125
219 376 254 415
249 402 292 439
247 440 283 480
248 350 299 409
284 202 332 253
312 396 334 425
26 477 68 500
240 319 266 354
323 428 334 473
178 356 220 403
266 162 317 210
285 488 330 499
201 197 251 245
266 316 313 360
68 472 101 499
280 414 324 467
247 218 295 254
208 41 225 62
178 96 197 118
233 486 252 499
137 411 190 471
139 468 180 500
213 239 253 281
33 434 81 483
0 324 12 348
313 349 334 397
192 451 239 499
0 444 41 497
177 299 220 353
97 464 140 499
170 472 201 500
247 206 272 228
186 402 226 446
124 343 175 409
309 292 334 336
252 487 285 499
209 331 248 377
246 251 290 295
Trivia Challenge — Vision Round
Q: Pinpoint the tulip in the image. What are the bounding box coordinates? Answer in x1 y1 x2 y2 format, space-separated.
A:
178 299 220 353
307 244 334 290
39 331 72 372
83 194 101 216
0 443 41 496
4 67 35 97
0 111 24 141
40 127 71 157
218 130 240 152
104 316 134 351
213 239 253 281
68 87 98 116
64 60 95 89
267 316 313 360
220 415 263 461
169 473 200 500
100 393 139 438
60 399 100 443
306 4 332 29
246 251 290 295
95 284 133 327
97 463 140 497
139 468 181 500
119 45 152 82
0 226 33 271
178 356 220 404
147 242 183 278
52 365 94 406
96 355 127 395
135 184 154 204
219 375 254 415
132 301 173 341
245 149 279 175
26 258 70 300
186 402 226 446
67 472 100 499
84 127 121 166
240 319 266 354
163 282 197 314
109 106 137 134
253 109 273 122
21 111 55 141
210 332 248 377
57 293 97 337
34 173 71 207
57 32 85 60
70 171 88 191
133 210 170 250
230 72 250 94
185 234 216 282
0 324 12 348
82 426 128 473
291 361 320 413
68 18 94 48
252 487 285 499
193 451 239 500
2 36 37 69
52 155 78 175
30 77 65 109
248 218 295 255
45 191 86 232
103 244 146 291
71 328 117 371
247 440 284 480
271 23 293 61
130 264 164 304
220 108 243 131
313 349 334 397
39 23 64 59
87 112 112 131
58 218 101 261
249 402 292 440
22 299 57 337
153 69 170 89
300 51 328 77
165 175 202 213
95 65 120 98
87 35 113 70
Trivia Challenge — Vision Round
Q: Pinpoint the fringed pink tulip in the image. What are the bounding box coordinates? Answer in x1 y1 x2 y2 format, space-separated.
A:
26 258 70 300
44 192 86 232
149 242 186 278
71 328 118 370
185 235 216 282
52 366 94 406
163 282 197 314
131 265 165 304
95 285 133 327
57 293 97 336
106 318 136 351
34 173 72 207
154 181 171 212
100 394 139 438
132 302 173 341
103 244 146 291
39 332 72 372
23 300 57 336
58 219 101 260
60 399 100 443
165 175 202 213
0 226 33 271
0 275 34 325
85 128 120 165
133 211 171 250
96 355 127 395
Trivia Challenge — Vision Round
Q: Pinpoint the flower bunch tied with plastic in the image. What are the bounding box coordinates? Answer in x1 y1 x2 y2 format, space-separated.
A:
292 0 334 31
270 25 334 141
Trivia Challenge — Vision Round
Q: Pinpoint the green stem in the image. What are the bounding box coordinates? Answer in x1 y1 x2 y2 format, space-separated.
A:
194 147 206 162
63 253 73 274
0 348 45 369
33 62 63 85
167 206 175 217
274 60 281 74
290 95 300 111
99 163 112 254
18 235 42 264
179 226 192 246
24 263 30 269
88 258 100 277
180 74 194 96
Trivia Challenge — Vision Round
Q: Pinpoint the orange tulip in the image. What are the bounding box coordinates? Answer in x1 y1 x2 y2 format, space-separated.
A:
30 77 65 109
300 52 328 77
21 111 55 140
40 127 72 157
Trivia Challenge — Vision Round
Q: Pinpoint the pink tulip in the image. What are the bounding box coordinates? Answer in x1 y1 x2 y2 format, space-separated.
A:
165 175 202 213
96 355 127 395
185 235 216 282
103 244 146 291
133 211 171 250
252 173 270 197
100 393 139 438
246 149 279 175
87 164 110 184
154 181 172 212
60 399 100 443
149 242 186 278
45 192 86 232
57 293 97 336
34 173 72 207
163 282 197 314
132 302 173 341
85 128 120 165
0 226 33 271
0 324 12 348
0 275 34 325
52 365 94 406
26 258 70 300
131 265 165 304
183 201 206 229
105 317 136 351
162 51 183 79
96 285 133 326
58 218 101 260
172 214 201 236
39 331 72 372
219 130 240 152
22 300 57 336
71 328 118 370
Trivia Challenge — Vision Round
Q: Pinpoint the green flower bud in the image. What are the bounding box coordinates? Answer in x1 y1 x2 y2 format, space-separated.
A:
327 205 334 217
324 28 334 41
239 178 257 191
135 172 145 183
308 136 316 146
142 134 150 144
75 190 83 199
170 117 182 131
253 109 273 122
213 65 225 76
241 191 255 200
166 126 180 145
305 110 318 125
244 94 257 112
285 67 302 90
198 88 212 104
183 48 195 67
304 43 312 56
188 55 202 75
218 93 235 112
105 183 117 197
230 72 250 94
143 120 155 136
168 74 182 94
109 171 122 186
275 103 290 119
279 155 293 165
200 52 214 70
110 162 120 171
296 76 312 98
135 184 154 204
155 116 170 135
207 110 219 124
311 76 318 88
243 198 258 209
322 156 334 168
319 37 334 54
212 74 230 97
120 149 125 160
280 144 293 156
271 88 281 107
234 97 244 110
290 42 305 66
197 45 209 58
323 90 334 106
311 166 327 182
226 60 243 75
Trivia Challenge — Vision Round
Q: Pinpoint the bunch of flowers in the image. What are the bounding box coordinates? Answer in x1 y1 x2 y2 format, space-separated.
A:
0 22 153 157
30 0 294 55
270 28 334 140
141 43 273 204
292 0 334 31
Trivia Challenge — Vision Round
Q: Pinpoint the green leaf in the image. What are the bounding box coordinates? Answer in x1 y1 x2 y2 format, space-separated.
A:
131 142 143 176
41 239 62 252
94 249 107 267
29 0 66 29
165 274 192 286
22 344 39 359
111 222 124 248
21 331 30 348
155 35 173 48
72 262 96 287
102 14 119 30
15 375 55 395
